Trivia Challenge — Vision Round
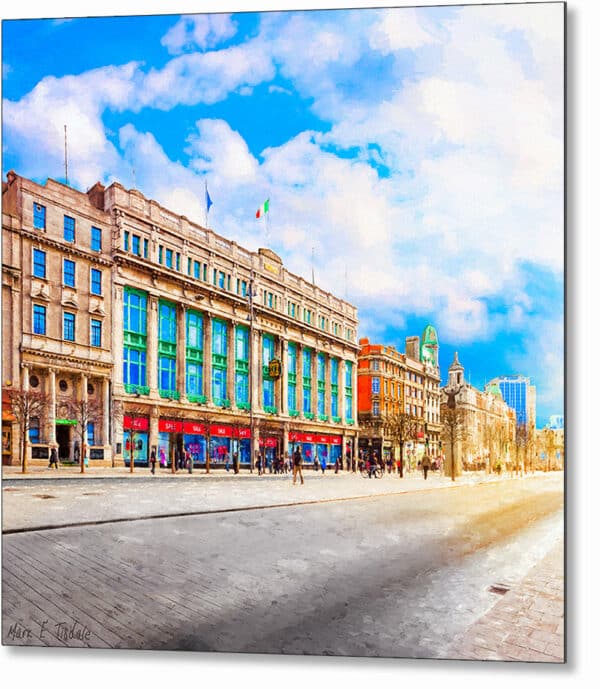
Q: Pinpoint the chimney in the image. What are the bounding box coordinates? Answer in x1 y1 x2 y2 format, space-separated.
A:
87 182 106 210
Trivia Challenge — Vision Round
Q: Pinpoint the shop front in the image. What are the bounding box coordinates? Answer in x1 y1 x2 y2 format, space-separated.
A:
289 432 343 468
123 415 149 466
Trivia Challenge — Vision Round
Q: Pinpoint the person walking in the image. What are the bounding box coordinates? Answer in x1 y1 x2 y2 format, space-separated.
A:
293 445 304 485
422 455 431 480
150 448 157 475
320 454 327 474
49 447 58 470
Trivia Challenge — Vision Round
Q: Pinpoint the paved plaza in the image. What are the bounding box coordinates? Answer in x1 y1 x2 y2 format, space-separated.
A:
2 470 564 662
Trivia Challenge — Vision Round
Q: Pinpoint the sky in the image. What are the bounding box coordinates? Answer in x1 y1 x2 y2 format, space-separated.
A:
1 1 564 427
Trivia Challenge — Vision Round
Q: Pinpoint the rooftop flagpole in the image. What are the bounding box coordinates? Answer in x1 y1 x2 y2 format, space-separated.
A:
64 124 69 187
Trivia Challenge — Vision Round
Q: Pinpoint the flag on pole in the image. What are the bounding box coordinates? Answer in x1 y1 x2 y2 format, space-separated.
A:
256 199 269 218
205 181 213 215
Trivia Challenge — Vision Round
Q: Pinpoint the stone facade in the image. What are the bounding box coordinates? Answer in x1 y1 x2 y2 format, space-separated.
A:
441 352 516 476
357 326 441 466
2 172 359 468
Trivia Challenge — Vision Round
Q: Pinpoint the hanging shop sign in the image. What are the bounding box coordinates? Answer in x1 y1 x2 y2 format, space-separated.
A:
268 358 282 379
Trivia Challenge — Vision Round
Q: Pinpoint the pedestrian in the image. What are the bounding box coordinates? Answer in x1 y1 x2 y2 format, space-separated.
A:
150 448 156 475
225 451 231 472
293 445 304 485
233 451 239 474
320 455 327 474
314 457 319 472
49 447 58 470
423 455 431 480
334 457 339 474
159 447 166 468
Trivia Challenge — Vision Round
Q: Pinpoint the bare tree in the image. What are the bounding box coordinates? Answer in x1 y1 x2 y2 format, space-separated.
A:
383 411 421 478
515 422 529 477
119 403 149 473
192 411 213 473
5 387 51 473
440 406 469 481
58 396 104 474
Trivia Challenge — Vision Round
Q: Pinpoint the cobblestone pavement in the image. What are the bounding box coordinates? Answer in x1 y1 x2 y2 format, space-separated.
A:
2 473 563 661
446 539 564 662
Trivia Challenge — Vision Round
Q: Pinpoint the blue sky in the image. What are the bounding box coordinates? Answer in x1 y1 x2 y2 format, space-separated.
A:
2 2 564 426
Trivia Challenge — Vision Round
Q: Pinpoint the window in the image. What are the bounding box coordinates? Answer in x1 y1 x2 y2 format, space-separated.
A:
303 385 312 414
288 383 297 412
372 377 380 394
212 319 227 356
373 401 380 416
158 246 163 264
91 226 102 252
63 312 75 341
372 360 380 371
186 310 203 349
87 422 95 446
288 343 297 413
240 280 247 297
176 253 181 271
143 238 149 258
236 373 249 406
90 268 102 295
29 417 40 443
123 288 147 335
123 347 147 387
159 301 177 342
33 249 46 278
91 319 102 347
33 305 46 335
302 349 312 378
132 234 140 256
217 271 225 289
235 326 249 361
186 362 203 397
165 249 173 268
212 367 227 402
123 231 130 252
159 356 176 392
33 203 46 230
194 261 201 279
262 334 275 409
63 215 75 242
63 259 76 288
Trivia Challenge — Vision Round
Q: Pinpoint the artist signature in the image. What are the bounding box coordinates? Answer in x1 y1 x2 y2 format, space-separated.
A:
7 619 92 644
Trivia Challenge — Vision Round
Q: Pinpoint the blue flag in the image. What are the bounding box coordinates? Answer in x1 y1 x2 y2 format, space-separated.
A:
205 182 213 215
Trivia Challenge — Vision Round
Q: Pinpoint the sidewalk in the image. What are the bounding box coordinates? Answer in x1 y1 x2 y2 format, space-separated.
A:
446 539 564 663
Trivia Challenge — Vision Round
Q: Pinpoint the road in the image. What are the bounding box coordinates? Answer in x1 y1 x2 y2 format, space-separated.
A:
2 473 563 658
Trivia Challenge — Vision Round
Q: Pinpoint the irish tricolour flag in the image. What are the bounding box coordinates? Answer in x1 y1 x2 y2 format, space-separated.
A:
256 199 269 218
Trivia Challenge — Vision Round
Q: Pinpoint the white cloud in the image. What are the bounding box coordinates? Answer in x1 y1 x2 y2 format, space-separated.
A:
161 14 238 54
368 7 439 53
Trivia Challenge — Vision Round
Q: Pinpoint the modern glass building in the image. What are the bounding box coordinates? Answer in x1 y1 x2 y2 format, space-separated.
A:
487 375 536 428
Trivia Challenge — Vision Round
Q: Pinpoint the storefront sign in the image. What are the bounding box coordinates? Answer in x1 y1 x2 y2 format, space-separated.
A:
123 416 149 431
259 437 278 447
158 419 182 433
289 432 342 444
210 424 232 437
183 421 207 435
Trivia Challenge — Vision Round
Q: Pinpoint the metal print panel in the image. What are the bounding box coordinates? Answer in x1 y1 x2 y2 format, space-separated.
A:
1 1 565 663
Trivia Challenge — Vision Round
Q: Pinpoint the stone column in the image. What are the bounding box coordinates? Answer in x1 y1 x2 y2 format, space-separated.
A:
21 364 31 465
113 286 124 389
149 405 159 461
47 367 57 446
311 350 318 418
203 314 213 403
325 355 332 422
147 296 159 398
283 420 290 460
177 304 187 402
102 378 110 447
281 338 289 415
226 321 236 407
352 359 358 426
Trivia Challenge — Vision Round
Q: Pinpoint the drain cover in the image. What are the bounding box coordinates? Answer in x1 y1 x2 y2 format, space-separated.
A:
489 584 510 595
